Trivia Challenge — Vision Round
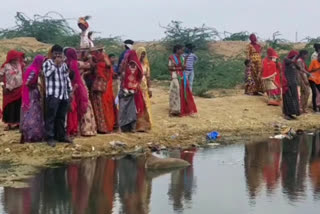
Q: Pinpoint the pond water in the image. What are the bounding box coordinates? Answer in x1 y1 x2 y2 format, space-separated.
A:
0 133 320 214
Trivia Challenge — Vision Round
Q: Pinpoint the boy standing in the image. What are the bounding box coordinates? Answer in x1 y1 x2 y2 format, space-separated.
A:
183 43 198 91
43 45 73 147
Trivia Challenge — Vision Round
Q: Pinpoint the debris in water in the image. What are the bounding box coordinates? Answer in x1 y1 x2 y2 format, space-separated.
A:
160 145 167 150
109 141 127 148
4 148 11 153
270 135 286 140
170 133 179 140
206 131 221 141
207 143 220 146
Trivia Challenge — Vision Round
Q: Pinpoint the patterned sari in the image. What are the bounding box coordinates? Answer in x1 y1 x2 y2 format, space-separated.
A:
20 55 46 143
136 47 152 132
119 50 145 132
91 51 116 133
78 61 97 136
247 44 263 93
169 54 197 116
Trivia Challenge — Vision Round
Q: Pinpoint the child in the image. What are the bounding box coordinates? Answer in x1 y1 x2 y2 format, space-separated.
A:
244 59 256 95
183 43 198 91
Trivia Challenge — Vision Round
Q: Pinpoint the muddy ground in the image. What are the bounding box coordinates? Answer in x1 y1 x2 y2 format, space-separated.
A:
0 84 320 185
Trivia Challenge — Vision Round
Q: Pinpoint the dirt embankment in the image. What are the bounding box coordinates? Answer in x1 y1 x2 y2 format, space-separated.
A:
1 85 320 167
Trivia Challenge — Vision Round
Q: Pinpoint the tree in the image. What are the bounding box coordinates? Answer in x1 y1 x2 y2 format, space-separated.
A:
161 21 219 50
0 12 78 46
223 31 250 41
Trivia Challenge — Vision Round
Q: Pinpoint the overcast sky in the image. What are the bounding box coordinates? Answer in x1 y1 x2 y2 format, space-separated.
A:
1 0 319 42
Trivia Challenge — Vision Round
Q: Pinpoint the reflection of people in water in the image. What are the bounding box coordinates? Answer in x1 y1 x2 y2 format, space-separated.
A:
117 156 150 214
168 148 197 211
310 132 320 198
245 141 268 198
88 157 116 214
262 139 281 192
245 140 282 199
41 168 72 213
3 187 32 214
67 159 96 214
280 135 313 202
296 135 312 194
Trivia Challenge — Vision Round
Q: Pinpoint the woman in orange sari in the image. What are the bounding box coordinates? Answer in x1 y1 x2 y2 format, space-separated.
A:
262 48 281 106
91 49 116 133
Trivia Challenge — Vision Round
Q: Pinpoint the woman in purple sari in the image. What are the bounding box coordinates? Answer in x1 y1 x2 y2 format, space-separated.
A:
20 55 46 143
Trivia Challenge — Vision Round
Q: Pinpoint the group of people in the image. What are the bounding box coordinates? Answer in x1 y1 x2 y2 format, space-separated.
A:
245 34 320 120
0 17 198 147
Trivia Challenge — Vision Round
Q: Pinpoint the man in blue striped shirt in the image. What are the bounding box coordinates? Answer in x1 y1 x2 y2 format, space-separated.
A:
183 44 198 91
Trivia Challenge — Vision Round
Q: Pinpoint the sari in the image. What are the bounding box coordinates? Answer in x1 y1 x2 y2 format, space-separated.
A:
136 47 152 131
244 65 256 95
169 54 197 116
0 50 25 125
118 50 145 132
262 48 281 106
296 58 310 113
20 55 46 143
282 51 300 117
66 49 89 136
78 61 97 136
91 50 116 133
246 34 263 93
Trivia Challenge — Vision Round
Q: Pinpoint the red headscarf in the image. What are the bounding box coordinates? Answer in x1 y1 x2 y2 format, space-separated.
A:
66 48 89 118
22 55 45 111
262 48 281 87
122 50 143 91
267 48 278 58
249 34 262 53
1 50 25 68
122 50 145 115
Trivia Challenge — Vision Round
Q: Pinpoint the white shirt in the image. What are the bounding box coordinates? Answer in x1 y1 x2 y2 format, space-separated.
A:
80 29 94 49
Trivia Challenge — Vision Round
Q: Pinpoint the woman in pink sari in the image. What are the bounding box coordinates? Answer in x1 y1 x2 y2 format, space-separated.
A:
65 48 89 136
20 55 46 143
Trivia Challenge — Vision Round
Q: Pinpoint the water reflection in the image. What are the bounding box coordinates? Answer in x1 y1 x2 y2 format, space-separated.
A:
245 132 320 202
2 134 320 214
0 150 196 214
167 148 197 212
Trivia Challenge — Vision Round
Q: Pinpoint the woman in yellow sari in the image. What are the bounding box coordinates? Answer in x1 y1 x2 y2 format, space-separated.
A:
136 47 152 131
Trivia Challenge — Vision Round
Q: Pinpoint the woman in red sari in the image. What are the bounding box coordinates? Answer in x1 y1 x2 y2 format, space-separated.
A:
118 50 146 132
91 49 116 133
262 48 281 106
0 50 25 130
169 45 197 116
65 48 89 136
